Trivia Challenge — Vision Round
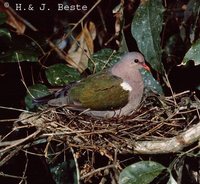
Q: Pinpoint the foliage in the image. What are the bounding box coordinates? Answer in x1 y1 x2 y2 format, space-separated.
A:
0 28 11 40
183 38 200 65
119 161 166 184
88 48 124 73
48 146 78 184
119 161 179 184
0 0 200 183
0 13 7 25
25 84 50 110
0 49 39 63
45 63 81 86
140 68 164 95
131 0 164 72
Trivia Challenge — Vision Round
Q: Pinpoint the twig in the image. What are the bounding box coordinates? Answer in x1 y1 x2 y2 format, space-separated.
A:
0 119 18 123
0 0 37 31
164 71 177 106
0 172 26 180
0 129 41 153
47 0 102 72
63 0 102 40
16 52 34 98
0 106 30 113
165 90 190 99
19 151 28 184
0 145 24 167
70 147 80 184
81 164 115 180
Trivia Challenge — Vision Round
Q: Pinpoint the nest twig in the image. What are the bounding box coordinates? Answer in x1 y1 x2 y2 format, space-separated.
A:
18 91 200 150
0 91 200 182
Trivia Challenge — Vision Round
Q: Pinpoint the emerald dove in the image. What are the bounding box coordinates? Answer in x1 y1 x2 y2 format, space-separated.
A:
35 52 156 118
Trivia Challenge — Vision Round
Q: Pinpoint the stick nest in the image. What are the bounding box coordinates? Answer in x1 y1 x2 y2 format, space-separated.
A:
18 91 200 154
1 91 200 182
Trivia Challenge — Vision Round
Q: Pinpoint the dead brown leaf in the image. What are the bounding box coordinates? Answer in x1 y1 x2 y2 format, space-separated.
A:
0 0 26 34
67 21 96 71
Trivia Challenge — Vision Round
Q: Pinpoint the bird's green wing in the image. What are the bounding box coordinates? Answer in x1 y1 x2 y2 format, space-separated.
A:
69 71 129 110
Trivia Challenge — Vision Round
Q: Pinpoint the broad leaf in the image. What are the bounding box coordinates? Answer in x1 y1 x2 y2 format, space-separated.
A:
164 34 185 58
0 13 7 25
119 161 166 184
45 64 81 86
50 161 78 184
131 0 164 72
167 173 177 184
47 146 79 184
25 84 50 110
0 28 11 40
68 21 96 71
0 49 38 63
183 0 200 43
183 39 200 65
88 48 124 73
140 68 163 95
197 84 200 91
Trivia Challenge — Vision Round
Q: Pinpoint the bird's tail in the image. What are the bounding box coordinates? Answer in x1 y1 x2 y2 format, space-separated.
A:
32 82 76 105
32 93 56 105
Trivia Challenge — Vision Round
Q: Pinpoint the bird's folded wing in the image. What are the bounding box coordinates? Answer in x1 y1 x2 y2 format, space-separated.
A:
49 72 130 111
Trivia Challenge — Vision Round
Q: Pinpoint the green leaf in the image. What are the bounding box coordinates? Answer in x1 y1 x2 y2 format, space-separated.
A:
0 28 11 40
131 0 164 72
0 49 38 63
182 39 200 65
48 146 79 184
0 35 41 63
88 48 124 73
45 64 81 86
119 161 166 184
0 13 7 25
25 84 50 110
184 0 200 21
50 161 78 184
164 34 184 57
140 68 163 95
196 84 200 91
167 173 177 184
183 0 200 43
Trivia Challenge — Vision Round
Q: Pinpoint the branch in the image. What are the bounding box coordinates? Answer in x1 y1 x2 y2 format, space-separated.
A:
133 121 200 154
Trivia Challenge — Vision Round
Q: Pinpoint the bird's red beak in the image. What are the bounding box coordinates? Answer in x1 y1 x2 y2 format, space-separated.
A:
142 63 150 71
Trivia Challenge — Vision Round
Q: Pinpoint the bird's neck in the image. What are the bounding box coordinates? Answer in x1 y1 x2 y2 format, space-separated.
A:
111 65 142 84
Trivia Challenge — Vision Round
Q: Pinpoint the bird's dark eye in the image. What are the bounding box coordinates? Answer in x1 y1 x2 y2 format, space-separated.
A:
134 59 139 63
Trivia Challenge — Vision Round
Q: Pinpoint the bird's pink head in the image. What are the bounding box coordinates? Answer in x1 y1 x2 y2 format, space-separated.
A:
116 52 150 71
117 52 150 71
111 52 150 82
